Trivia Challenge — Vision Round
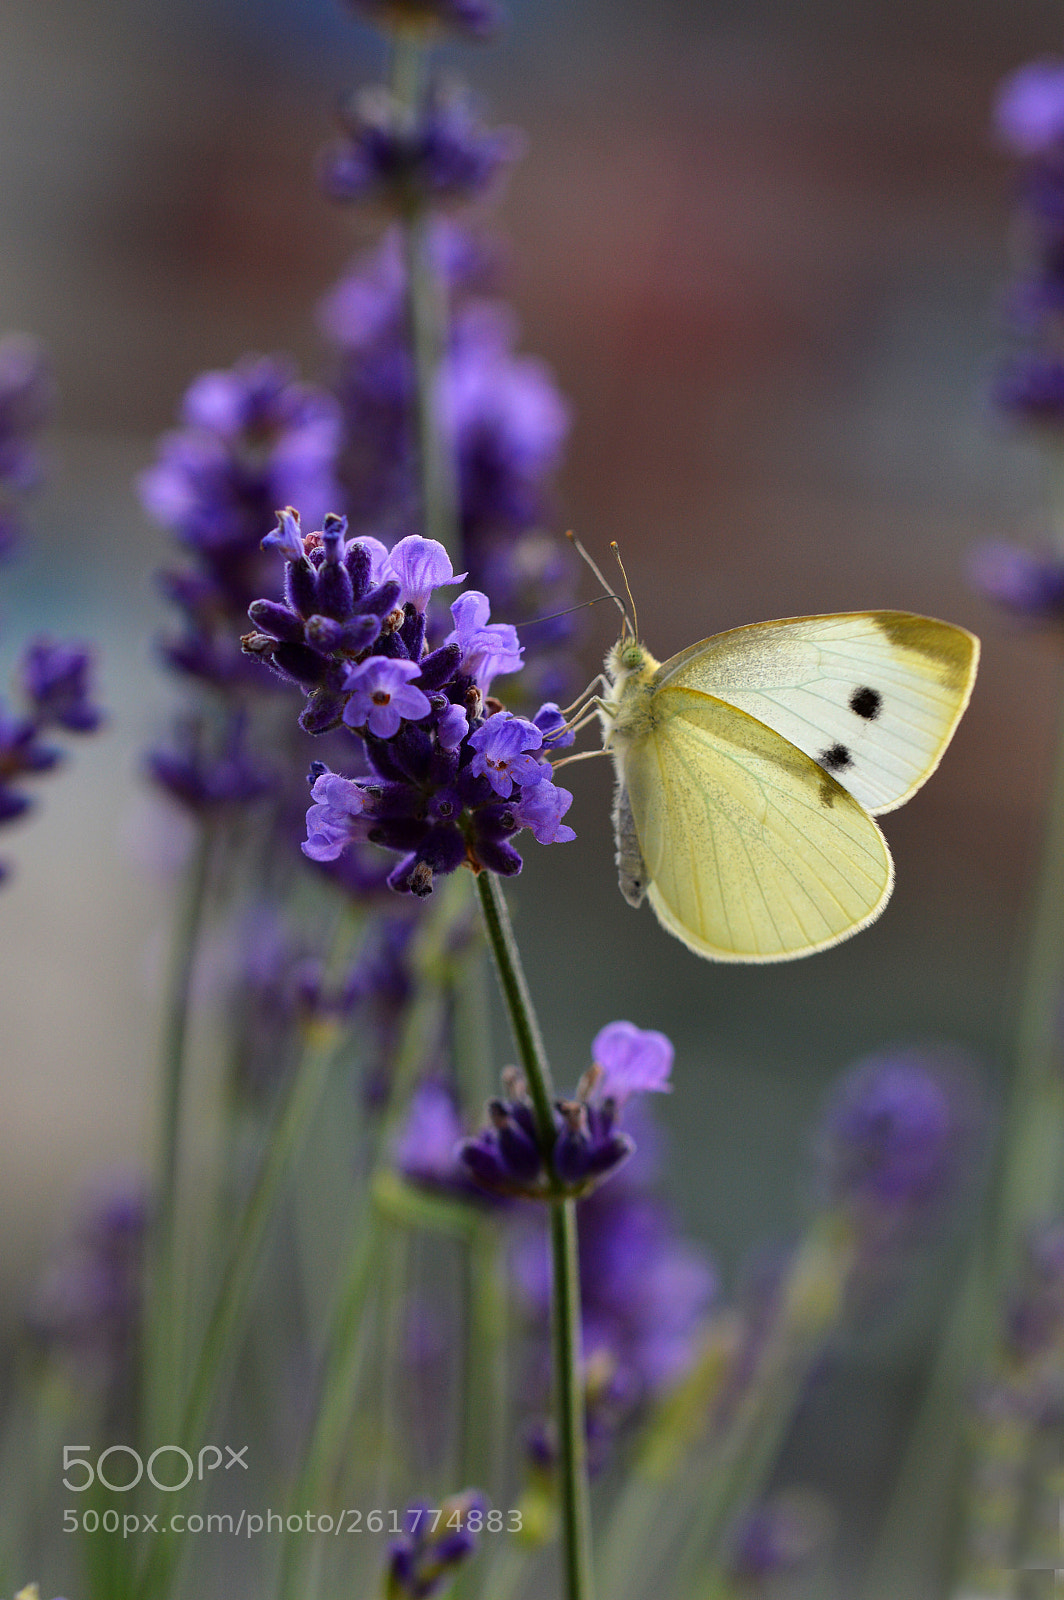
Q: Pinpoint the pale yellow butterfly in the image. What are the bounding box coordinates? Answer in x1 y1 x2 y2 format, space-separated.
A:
591 604 979 963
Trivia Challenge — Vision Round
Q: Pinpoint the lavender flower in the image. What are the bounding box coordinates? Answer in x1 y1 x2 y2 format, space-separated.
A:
248 511 575 896
0 334 53 557
459 1022 674 1201
141 355 342 688
968 540 1064 619
727 1493 831 1588
148 714 272 814
320 83 520 214
28 1179 147 1403
19 638 102 733
386 1490 487 1599
813 1049 972 1248
0 636 101 883
591 1020 674 1104
994 59 1064 157
318 226 579 696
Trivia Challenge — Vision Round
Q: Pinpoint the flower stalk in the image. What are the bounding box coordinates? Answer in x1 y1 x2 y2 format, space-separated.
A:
475 870 595 1600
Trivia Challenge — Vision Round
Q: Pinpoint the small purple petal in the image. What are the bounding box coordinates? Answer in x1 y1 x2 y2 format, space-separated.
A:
591 1022 674 1103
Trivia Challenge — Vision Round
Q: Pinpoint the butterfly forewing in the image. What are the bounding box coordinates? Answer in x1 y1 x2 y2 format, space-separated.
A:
654 612 978 816
624 687 894 962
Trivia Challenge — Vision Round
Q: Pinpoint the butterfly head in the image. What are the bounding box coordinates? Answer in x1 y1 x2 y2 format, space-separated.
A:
606 636 655 686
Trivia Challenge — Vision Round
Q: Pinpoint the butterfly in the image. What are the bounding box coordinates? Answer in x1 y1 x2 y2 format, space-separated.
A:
594 608 979 962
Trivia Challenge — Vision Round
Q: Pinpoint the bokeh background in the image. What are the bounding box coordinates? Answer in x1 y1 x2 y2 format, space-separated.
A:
3 0 1063 1574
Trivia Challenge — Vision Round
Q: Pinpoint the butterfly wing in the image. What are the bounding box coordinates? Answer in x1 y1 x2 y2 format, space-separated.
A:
654 612 978 815
622 685 894 962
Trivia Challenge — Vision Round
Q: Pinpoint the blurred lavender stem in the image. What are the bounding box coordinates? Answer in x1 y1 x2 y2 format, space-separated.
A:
277 875 478 1600
994 673 1064 1261
393 29 460 561
603 1219 854 1600
136 910 363 1600
145 820 215 1451
475 870 595 1600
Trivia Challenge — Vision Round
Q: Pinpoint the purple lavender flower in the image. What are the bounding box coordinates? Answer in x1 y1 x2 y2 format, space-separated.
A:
340 0 499 40
0 637 101 882
814 1049 970 1229
511 778 575 844
148 715 272 813
395 1081 467 1186
968 540 1064 618
0 334 53 557
249 517 576 896
321 83 520 214
141 356 342 689
19 638 102 732
383 535 466 613
591 1021 673 1104
445 589 523 693
995 59 1064 157
467 712 544 797
386 1490 487 1600
458 1021 674 1201
343 656 433 738
442 302 571 547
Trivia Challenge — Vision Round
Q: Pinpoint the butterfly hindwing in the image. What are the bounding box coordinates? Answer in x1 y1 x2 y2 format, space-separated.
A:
622 685 894 962
654 612 978 815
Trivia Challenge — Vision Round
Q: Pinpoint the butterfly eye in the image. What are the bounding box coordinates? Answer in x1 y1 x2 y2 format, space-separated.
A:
621 643 643 670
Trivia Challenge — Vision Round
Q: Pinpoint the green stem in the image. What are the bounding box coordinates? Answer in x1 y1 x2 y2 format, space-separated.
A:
551 1199 594 1600
391 30 460 561
474 871 595 1600
474 872 556 1135
993 668 1064 1273
146 821 214 1448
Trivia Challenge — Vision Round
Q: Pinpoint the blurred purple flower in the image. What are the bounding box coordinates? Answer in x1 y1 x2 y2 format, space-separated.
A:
386 1490 487 1599
814 1049 971 1225
995 59 1064 156
591 1021 673 1104
969 540 1064 618
321 82 521 213
20 638 102 733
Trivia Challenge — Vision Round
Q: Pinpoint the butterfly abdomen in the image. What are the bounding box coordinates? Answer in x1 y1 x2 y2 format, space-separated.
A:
612 781 647 906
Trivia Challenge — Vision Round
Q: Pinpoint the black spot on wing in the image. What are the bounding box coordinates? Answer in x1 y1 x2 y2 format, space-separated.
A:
849 686 882 720
819 742 853 773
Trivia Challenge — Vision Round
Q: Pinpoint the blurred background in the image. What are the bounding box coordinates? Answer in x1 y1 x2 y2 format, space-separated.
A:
2 0 1063 1573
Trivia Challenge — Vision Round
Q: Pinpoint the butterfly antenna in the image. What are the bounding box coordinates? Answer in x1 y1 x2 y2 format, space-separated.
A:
566 530 632 635
521 593 626 630
610 542 639 641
